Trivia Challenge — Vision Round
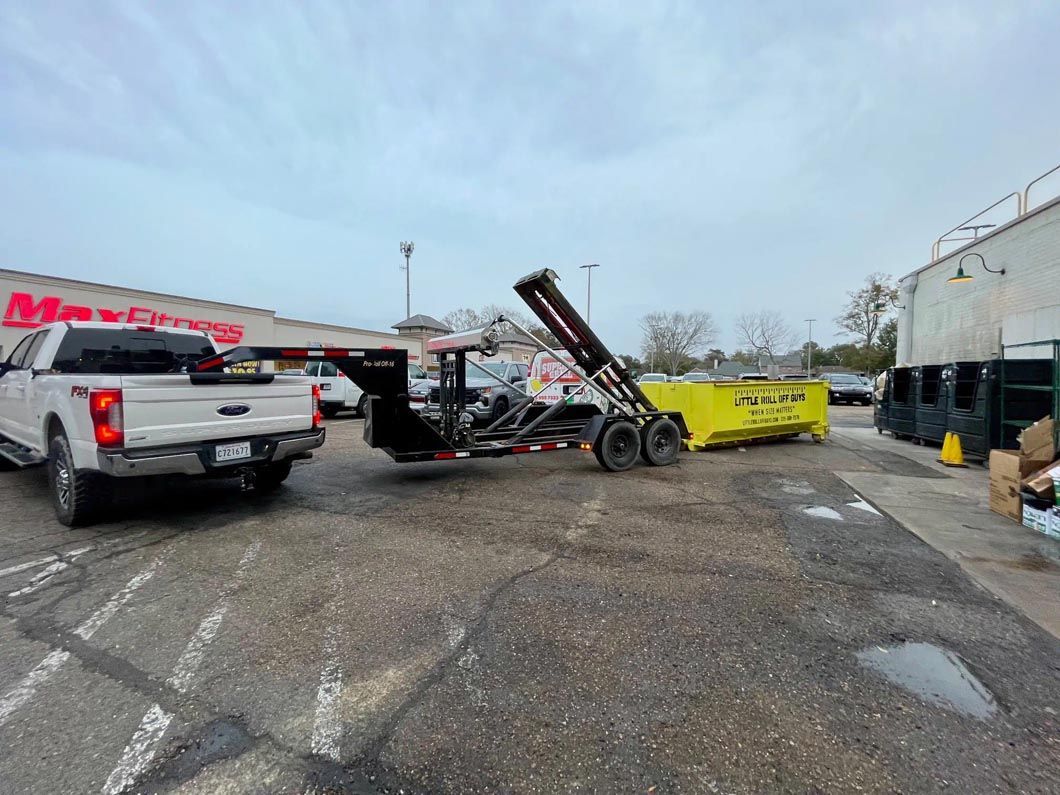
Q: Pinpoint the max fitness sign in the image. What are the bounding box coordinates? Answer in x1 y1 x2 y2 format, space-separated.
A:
3 291 245 344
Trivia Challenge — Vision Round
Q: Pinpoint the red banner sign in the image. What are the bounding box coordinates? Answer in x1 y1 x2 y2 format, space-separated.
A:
3 291 245 344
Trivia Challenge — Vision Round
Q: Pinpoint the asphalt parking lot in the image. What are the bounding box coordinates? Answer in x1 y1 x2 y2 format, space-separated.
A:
1 405 1058 793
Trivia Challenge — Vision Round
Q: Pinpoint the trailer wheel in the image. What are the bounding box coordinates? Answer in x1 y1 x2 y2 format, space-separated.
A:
594 421 641 472
357 394 368 418
640 418 680 466
253 460 293 493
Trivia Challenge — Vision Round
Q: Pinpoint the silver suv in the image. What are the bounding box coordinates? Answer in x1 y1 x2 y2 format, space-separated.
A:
409 361 529 422
821 373 873 405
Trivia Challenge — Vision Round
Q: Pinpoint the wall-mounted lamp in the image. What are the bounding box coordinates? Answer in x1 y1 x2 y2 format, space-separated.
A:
947 252 1005 284
871 297 906 317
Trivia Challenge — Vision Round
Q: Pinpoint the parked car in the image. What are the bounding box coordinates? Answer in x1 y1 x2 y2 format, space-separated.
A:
779 373 810 381
821 373 873 405
304 360 364 418
681 372 713 383
0 322 323 525
637 373 668 384
409 360 528 422
738 373 769 381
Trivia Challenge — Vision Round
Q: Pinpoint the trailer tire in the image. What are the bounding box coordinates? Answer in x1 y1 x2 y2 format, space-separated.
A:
48 433 111 527
640 418 680 466
594 421 641 472
321 404 340 419
357 394 368 418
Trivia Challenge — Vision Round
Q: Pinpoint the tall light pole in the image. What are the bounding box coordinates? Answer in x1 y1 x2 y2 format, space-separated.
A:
399 241 414 318
805 319 816 375
579 263 600 323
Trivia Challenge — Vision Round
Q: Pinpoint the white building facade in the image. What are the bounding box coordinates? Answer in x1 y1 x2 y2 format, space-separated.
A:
897 195 1060 365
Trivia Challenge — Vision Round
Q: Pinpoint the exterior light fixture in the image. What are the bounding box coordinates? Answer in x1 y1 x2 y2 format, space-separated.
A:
871 297 906 317
947 252 1005 284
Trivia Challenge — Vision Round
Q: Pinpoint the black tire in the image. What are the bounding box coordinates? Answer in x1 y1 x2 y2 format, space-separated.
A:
320 404 340 419
357 394 368 418
861 399 871 406
48 433 111 527
491 396 510 422
827 394 835 405
254 460 293 493
593 421 641 472
640 418 680 466
877 427 883 435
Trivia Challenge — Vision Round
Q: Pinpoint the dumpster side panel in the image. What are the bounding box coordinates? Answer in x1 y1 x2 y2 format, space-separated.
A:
642 381 829 449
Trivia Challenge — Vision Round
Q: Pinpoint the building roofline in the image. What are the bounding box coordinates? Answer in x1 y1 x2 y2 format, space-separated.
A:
0 267 276 316
899 193 1060 284
274 315 406 338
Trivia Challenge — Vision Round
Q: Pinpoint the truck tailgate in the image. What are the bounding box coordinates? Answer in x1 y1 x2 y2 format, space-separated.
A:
118 375 313 448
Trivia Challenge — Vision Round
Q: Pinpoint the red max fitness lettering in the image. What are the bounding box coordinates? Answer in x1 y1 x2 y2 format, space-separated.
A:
2 291 244 344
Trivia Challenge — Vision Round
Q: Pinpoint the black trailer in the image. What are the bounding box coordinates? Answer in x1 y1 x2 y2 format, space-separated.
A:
195 269 687 472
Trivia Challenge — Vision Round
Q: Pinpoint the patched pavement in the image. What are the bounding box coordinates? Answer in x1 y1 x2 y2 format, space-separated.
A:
1 408 1058 793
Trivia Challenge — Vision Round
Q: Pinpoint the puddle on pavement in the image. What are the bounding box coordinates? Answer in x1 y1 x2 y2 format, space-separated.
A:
847 497 882 516
803 506 843 520
857 642 998 719
779 478 816 495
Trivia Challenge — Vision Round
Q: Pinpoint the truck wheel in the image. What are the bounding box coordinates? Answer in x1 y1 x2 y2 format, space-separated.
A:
640 418 680 466
357 394 368 418
594 421 641 472
321 404 340 419
48 433 111 527
491 396 510 422
254 460 293 493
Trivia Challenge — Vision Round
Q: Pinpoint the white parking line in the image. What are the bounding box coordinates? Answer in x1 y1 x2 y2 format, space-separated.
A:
0 554 166 728
0 545 92 580
101 540 262 793
101 705 174 795
8 560 71 598
311 625 343 761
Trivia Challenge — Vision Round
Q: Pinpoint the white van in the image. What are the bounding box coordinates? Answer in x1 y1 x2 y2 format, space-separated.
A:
527 350 609 412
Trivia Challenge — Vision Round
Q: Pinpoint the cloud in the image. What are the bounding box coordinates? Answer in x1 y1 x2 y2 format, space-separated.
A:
1 0 1057 353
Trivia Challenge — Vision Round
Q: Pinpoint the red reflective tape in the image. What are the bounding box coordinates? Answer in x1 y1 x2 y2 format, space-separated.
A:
434 452 458 460
324 349 349 358
281 349 309 357
197 356 224 371
541 443 558 451
512 445 532 454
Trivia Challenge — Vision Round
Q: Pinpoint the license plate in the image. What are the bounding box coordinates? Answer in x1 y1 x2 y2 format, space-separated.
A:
216 441 252 462
321 383 332 390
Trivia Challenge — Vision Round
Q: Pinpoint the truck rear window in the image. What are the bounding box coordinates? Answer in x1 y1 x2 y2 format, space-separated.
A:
51 329 216 374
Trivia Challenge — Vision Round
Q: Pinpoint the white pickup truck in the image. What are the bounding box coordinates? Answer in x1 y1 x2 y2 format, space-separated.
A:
0 322 325 526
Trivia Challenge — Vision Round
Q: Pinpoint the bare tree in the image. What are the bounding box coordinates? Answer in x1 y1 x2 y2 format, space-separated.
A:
442 308 483 331
442 305 558 347
639 311 717 375
734 311 795 365
836 272 897 349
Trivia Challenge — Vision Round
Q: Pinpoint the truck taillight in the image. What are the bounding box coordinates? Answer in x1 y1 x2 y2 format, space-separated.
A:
90 389 124 446
312 384 322 428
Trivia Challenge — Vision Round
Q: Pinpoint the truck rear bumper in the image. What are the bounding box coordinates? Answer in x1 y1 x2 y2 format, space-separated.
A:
96 428 326 477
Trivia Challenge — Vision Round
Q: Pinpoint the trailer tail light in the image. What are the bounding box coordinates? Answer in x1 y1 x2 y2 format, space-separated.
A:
312 384 322 428
579 442 592 451
89 389 124 447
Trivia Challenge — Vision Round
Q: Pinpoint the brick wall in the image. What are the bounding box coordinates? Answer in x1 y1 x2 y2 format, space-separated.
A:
898 197 1060 364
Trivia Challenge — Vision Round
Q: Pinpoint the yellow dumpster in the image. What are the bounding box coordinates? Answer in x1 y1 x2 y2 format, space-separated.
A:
640 380 829 450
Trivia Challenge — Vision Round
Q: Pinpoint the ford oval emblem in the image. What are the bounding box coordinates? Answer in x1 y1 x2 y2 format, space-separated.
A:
217 403 251 417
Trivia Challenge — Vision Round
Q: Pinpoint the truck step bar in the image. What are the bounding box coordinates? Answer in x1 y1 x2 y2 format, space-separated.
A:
0 441 47 468
195 270 687 471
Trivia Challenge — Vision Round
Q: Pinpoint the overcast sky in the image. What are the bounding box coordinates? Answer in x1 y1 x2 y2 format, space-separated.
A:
2 1 1059 355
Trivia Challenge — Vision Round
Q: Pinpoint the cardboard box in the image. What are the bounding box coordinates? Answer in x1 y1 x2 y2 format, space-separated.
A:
1019 416 1055 463
989 450 1025 521
1023 495 1054 535
1022 462 1060 502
